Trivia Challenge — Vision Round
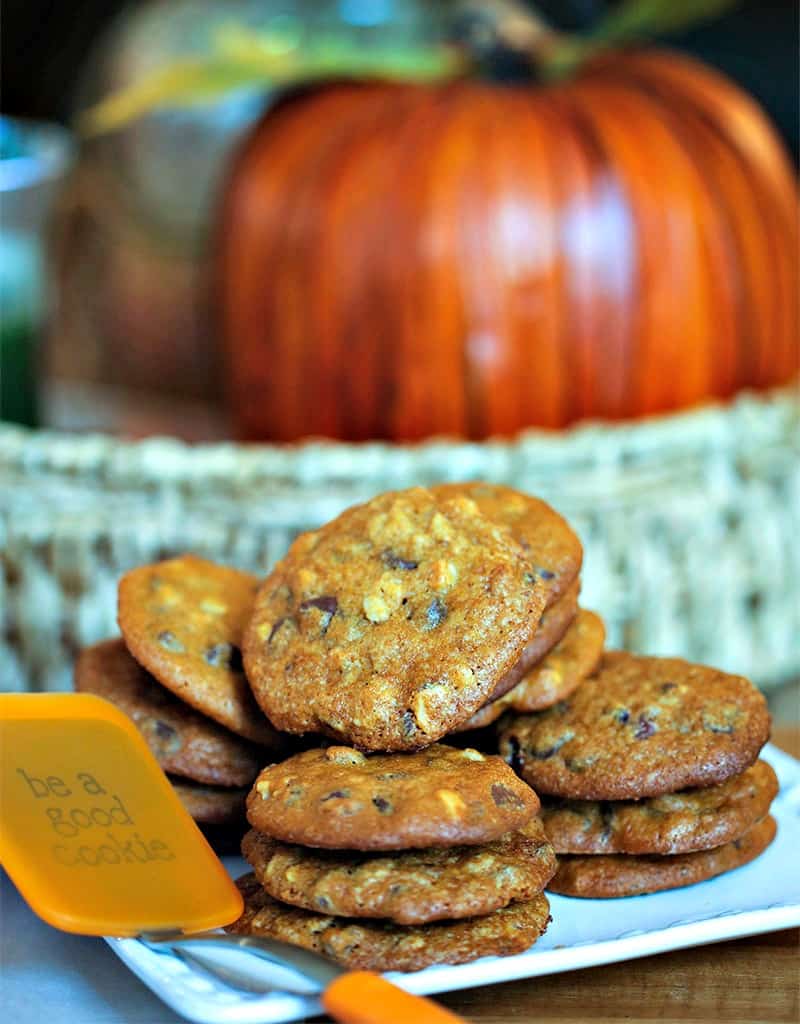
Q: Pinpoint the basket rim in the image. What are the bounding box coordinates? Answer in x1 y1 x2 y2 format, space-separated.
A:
1 386 797 487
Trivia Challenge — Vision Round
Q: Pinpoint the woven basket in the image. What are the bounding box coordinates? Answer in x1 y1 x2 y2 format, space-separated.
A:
2 388 798 694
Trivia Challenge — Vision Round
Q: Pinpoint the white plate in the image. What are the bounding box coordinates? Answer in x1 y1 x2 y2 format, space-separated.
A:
108 743 800 1024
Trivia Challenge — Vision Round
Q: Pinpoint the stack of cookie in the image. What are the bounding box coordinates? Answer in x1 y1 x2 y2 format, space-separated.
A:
75 555 287 833
228 744 556 971
498 651 777 897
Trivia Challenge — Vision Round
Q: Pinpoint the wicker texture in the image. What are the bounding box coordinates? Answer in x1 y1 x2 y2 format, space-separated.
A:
2 389 798 694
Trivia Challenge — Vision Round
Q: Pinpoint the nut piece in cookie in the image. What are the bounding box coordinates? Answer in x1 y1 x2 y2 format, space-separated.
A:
75 638 277 787
548 815 777 898
247 744 539 850
244 487 548 749
118 555 273 743
499 651 771 800
241 818 556 924
227 873 551 971
541 760 778 856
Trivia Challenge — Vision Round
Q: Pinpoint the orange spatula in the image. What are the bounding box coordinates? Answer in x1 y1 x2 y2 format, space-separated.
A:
0 694 465 1024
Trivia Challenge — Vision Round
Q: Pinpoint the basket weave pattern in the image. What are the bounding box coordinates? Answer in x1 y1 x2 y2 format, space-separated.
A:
2 389 798 693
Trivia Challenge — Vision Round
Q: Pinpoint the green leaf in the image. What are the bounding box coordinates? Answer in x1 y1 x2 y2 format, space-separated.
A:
80 25 463 135
589 0 740 46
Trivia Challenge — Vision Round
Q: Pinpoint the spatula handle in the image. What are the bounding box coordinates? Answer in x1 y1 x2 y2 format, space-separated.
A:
322 971 466 1024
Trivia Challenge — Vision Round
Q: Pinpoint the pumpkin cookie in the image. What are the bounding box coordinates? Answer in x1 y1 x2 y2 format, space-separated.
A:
241 818 556 925
541 760 778 855
431 482 582 608
499 652 770 800
244 487 547 749
246 744 538 850
455 609 604 731
118 555 274 743
75 639 276 787
228 873 551 971
170 777 248 826
548 815 776 898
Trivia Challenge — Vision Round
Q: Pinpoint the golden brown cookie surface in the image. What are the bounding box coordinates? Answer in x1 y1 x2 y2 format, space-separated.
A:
75 638 274 787
499 652 771 800
541 761 778 855
228 873 551 971
548 815 776 897
244 487 548 749
241 818 556 925
486 579 580 705
118 555 273 743
456 609 604 731
430 482 582 608
246 744 538 850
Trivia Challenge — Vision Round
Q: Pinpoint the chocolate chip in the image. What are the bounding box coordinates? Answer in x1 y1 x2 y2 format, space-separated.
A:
505 736 523 774
382 551 418 571
204 642 233 667
424 598 447 629
616 708 630 724
660 682 677 692
599 802 615 838
315 895 332 910
268 617 290 643
157 630 184 653
634 715 657 739
300 596 338 633
537 568 555 580
372 796 392 814
401 710 417 738
490 783 524 809
154 721 177 741
707 723 735 734
321 789 349 801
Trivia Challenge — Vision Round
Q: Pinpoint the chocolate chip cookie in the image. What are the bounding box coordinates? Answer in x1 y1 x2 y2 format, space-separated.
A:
241 818 556 925
118 555 274 743
75 638 275 787
499 652 770 800
246 744 538 850
244 487 548 749
541 760 778 855
456 609 605 731
228 873 551 971
547 815 776 897
170 777 248 826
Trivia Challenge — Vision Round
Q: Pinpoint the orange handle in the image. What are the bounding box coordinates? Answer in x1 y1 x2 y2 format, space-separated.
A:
321 971 467 1024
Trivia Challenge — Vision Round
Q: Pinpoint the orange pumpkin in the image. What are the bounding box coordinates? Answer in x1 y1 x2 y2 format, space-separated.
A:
218 50 799 442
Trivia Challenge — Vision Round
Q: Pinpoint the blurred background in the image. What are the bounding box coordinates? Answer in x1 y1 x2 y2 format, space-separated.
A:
0 1 798 719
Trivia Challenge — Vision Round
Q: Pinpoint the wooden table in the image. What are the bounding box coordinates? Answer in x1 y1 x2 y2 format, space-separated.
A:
434 726 799 1024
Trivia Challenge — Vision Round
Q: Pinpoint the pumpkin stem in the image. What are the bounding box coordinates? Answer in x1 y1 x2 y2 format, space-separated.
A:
454 0 741 81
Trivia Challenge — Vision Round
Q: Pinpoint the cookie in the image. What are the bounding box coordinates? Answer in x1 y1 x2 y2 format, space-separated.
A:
75 639 272 787
486 579 580 704
118 554 274 743
499 652 770 800
241 818 556 925
541 760 778 855
170 777 248 826
547 815 776 898
244 487 547 749
246 744 538 850
430 483 582 608
456 609 604 731
228 873 551 971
